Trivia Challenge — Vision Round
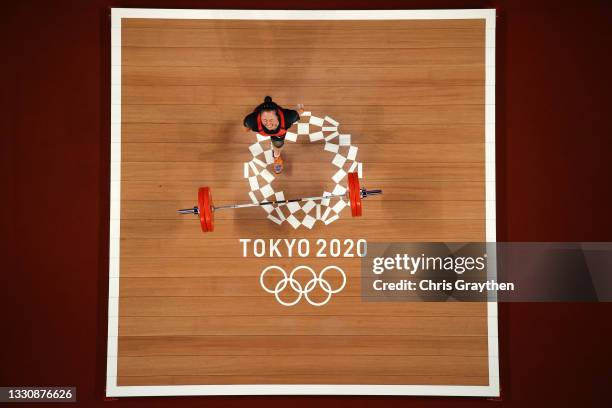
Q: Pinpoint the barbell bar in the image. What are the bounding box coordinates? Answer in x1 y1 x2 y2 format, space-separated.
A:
177 172 382 232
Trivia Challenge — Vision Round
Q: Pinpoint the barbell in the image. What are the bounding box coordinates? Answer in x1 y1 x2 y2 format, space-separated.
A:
177 172 382 232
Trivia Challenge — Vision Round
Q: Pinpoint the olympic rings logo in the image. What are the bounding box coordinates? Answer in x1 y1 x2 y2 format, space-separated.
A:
259 265 346 307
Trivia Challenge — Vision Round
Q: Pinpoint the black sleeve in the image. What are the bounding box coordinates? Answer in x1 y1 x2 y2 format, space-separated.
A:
243 111 259 131
282 109 300 128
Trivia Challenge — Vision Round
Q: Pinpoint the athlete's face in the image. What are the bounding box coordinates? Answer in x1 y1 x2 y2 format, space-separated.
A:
261 110 279 130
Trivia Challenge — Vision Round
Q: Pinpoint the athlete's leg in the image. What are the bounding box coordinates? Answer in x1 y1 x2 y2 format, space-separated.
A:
271 138 285 174
272 144 284 157
271 138 285 157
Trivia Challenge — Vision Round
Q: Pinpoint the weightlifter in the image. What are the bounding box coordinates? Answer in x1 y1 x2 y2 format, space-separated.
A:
243 96 304 174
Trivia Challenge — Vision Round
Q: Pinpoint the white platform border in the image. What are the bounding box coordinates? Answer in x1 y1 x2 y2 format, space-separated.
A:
107 7 498 398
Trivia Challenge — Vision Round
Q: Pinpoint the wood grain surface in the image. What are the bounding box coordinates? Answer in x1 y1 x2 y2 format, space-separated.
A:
116 17 489 386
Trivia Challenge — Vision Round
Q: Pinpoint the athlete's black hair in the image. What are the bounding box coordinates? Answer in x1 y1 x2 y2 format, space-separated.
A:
257 96 279 112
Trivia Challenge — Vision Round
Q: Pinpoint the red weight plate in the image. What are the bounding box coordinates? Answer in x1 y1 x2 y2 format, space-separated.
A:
206 188 215 231
347 172 362 217
353 175 362 217
347 173 357 216
198 187 214 232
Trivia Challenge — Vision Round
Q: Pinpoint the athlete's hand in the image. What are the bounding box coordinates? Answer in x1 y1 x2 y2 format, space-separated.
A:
296 103 304 115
